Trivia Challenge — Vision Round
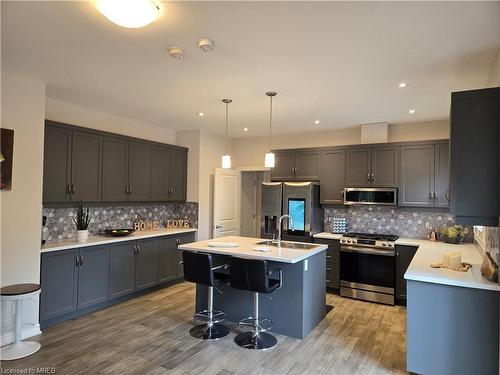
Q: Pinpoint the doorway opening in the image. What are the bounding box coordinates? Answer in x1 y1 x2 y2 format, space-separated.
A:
239 170 270 237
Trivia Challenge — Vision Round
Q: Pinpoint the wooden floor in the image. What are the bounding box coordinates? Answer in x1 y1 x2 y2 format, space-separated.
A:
1 282 407 375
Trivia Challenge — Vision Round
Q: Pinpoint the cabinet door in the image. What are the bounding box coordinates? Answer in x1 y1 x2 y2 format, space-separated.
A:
128 141 151 201
40 249 79 321
109 242 136 299
395 245 418 300
77 245 110 309
346 147 372 187
176 232 196 277
43 124 72 203
169 149 187 201
434 143 450 208
271 152 296 180
157 236 179 283
371 145 399 187
320 150 346 204
102 137 128 202
135 238 158 290
150 146 170 201
399 144 435 207
295 151 320 180
71 131 102 202
314 238 340 290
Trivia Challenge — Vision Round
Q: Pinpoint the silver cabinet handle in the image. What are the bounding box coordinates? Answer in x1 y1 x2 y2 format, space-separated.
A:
367 173 371 181
371 173 375 181
434 192 438 199
71 185 76 194
79 256 84 265
429 192 433 200
75 255 80 266
67 184 72 194
445 189 450 202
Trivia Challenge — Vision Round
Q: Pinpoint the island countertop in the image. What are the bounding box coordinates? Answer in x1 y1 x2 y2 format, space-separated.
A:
178 236 328 264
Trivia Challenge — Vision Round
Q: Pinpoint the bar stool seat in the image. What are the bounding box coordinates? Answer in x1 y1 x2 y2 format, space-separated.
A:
230 257 282 350
0 283 41 361
183 251 230 340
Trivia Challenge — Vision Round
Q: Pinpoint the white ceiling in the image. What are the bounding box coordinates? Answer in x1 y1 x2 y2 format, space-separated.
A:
2 1 499 137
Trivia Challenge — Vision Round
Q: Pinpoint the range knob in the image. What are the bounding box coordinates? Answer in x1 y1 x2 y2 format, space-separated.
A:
352 239 357 244
382 242 388 246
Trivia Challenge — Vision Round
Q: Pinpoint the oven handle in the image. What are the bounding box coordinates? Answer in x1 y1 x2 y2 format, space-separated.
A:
341 245 395 257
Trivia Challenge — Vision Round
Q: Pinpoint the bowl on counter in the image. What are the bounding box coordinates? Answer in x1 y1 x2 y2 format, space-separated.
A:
106 229 135 237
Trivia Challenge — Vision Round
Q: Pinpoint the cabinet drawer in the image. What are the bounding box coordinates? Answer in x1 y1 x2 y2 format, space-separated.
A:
326 249 340 264
326 263 339 277
326 275 340 289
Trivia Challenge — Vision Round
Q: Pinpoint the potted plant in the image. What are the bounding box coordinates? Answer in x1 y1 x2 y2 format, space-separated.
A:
73 201 91 242
440 226 462 245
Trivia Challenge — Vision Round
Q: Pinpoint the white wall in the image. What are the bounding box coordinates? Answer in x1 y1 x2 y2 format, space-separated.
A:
486 48 500 86
46 97 176 145
231 120 449 167
1 73 46 343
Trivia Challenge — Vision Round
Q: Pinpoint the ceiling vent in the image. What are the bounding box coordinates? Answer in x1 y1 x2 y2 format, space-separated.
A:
360 122 389 144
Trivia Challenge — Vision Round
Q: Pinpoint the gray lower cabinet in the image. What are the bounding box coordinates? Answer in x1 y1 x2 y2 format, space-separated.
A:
176 232 196 277
101 136 128 202
135 238 158 290
313 238 340 290
395 245 418 301
128 141 152 201
40 249 79 321
158 236 179 283
43 125 72 203
320 149 346 204
77 245 110 309
71 131 102 202
109 242 137 299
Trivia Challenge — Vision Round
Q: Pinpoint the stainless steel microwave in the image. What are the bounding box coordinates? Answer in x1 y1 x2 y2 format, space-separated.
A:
343 187 398 206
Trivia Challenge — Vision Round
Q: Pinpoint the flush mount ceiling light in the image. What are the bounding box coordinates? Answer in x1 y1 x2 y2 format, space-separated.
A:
398 82 408 88
264 91 277 168
168 47 184 59
198 38 216 53
221 99 232 169
243 127 248 132
314 120 320 125
409 109 416 114
91 0 160 28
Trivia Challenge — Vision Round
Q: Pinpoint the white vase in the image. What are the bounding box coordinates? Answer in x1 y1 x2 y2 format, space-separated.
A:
76 230 89 243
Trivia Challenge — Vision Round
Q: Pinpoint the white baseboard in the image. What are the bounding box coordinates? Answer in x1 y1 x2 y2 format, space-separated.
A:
0 324 41 347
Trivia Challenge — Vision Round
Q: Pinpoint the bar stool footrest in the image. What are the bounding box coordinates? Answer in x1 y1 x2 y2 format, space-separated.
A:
193 310 226 325
238 316 273 332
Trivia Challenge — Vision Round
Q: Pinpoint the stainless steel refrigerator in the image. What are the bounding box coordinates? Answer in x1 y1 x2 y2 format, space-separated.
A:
260 182 323 242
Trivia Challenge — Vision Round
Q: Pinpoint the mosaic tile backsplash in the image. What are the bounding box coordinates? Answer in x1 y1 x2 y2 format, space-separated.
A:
43 202 198 241
324 205 474 242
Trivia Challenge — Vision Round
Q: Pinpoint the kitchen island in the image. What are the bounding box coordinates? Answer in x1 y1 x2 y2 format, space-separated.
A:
178 236 328 339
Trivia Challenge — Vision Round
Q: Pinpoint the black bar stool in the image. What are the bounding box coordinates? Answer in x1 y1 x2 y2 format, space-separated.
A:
230 257 282 350
182 251 230 340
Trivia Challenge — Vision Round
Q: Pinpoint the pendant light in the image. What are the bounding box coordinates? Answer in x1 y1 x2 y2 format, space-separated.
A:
265 91 277 168
221 98 232 169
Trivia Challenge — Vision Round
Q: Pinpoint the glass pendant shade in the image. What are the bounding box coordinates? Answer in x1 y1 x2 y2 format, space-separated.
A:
222 154 231 169
92 0 160 28
265 152 275 168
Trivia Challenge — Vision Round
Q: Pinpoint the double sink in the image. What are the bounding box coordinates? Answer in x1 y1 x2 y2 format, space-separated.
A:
256 240 316 250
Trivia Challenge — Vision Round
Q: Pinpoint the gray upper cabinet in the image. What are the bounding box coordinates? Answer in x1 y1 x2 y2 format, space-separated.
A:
102 137 128 202
271 152 296 180
135 238 158 290
371 145 399 187
128 141 152 201
399 144 435 207
434 142 450 208
71 131 102 202
77 245 110 309
346 147 372 187
109 242 136 299
150 146 171 201
43 121 188 204
320 149 346 204
169 148 188 201
450 87 499 226
43 125 72 203
40 249 79 321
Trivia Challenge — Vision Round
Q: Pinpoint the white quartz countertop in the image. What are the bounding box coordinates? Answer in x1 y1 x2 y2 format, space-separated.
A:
313 232 343 240
178 236 328 264
41 228 197 253
402 238 500 292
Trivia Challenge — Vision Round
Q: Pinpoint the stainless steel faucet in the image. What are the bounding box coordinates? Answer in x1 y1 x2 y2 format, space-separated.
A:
276 214 294 247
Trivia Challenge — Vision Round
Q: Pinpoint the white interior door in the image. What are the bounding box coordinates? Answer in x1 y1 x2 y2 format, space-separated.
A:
213 168 239 238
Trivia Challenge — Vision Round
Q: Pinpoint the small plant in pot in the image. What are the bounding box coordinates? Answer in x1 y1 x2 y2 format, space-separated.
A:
440 225 462 245
74 201 91 242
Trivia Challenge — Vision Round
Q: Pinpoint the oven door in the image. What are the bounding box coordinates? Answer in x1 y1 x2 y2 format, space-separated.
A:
340 245 395 292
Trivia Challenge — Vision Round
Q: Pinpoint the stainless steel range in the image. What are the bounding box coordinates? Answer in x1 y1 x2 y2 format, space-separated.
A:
339 232 399 305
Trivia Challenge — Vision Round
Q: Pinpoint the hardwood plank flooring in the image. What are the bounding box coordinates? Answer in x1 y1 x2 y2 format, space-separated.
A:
1 282 407 374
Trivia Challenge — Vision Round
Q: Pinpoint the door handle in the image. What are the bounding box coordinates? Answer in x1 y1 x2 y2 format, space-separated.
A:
67 184 71 194
367 173 371 181
434 192 438 199
215 225 223 229
445 189 450 202
71 185 76 194
371 173 375 181
75 255 80 266
79 255 84 265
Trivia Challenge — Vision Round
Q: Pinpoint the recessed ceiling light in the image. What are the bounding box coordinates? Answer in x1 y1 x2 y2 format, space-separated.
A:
243 127 248 132
409 109 416 114
196 112 204 117
198 38 216 53
314 120 320 125
168 47 184 59
91 0 160 28
398 82 408 88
